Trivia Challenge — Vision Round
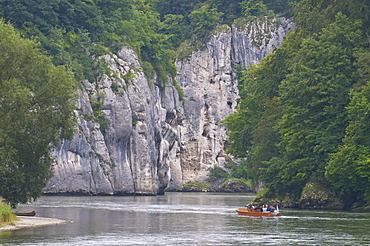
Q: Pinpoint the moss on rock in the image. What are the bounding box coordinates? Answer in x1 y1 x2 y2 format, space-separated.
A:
179 181 215 192
219 178 254 192
299 181 344 210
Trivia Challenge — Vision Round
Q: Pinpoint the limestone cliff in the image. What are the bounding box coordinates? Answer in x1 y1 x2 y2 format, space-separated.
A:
44 17 293 195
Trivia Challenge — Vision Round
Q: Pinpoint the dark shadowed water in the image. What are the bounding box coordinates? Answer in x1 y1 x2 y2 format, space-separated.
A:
0 193 369 245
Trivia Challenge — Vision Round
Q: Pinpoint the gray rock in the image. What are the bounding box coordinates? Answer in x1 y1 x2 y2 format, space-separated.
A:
44 17 293 195
299 182 344 210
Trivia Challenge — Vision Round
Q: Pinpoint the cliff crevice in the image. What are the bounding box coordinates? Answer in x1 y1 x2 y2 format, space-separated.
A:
44 17 293 195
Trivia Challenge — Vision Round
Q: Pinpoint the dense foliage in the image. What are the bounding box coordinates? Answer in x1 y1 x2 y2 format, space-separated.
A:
0 21 76 207
5 0 367 208
0 0 177 86
0 0 297 84
224 0 370 207
156 0 296 49
0 0 297 206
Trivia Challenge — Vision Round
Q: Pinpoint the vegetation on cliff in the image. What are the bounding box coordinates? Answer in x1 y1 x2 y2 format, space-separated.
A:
3 0 369 209
0 0 296 85
180 181 215 192
207 159 254 192
0 0 297 205
224 0 370 209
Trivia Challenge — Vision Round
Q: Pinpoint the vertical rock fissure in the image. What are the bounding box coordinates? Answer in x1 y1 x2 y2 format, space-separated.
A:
45 18 293 195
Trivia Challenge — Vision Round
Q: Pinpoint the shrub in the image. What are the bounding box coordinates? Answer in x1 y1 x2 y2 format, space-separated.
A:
0 203 18 224
180 181 214 192
207 166 229 183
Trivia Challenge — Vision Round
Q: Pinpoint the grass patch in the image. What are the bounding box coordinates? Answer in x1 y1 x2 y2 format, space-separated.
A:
0 203 19 227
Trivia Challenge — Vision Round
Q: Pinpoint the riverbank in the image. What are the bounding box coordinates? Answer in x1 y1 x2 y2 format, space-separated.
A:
0 216 69 231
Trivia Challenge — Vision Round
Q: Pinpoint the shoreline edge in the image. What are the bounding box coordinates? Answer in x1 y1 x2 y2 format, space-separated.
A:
0 216 70 231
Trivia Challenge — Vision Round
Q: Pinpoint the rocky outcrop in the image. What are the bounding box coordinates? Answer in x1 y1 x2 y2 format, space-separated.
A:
299 182 344 210
219 179 254 193
45 47 182 195
44 17 293 195
253 181 345 209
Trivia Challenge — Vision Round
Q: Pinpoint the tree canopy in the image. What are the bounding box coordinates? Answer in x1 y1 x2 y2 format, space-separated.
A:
0 0 297 84
0 0 298 206
224 0 370 207
4 0 369 208
0 20 76 207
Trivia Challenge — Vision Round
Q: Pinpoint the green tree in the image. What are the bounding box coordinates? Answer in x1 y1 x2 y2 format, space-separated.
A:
293 0 370 36
241 0 269 17
0 21 76 207
160 14 186 48
223 43 291 182
263 0 297 16
265 13 364 199
225 8 369 205
326 54 370 206
188 3 223 40
207 166 229 183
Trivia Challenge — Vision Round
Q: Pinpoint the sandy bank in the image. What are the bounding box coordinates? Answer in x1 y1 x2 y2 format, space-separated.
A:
0 216 69 231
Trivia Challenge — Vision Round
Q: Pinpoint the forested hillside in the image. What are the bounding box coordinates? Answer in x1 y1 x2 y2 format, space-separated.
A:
224 0 370 209
1 0 369 210
0 0 297 205
0 0 295 86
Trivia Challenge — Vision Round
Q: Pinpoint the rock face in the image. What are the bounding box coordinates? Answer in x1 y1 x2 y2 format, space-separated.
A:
219 179 254 193
299 182 344 210
44 17 293 195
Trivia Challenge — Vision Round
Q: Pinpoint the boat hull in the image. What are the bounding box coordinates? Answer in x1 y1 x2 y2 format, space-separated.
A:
13 211 36 216
236 208 282 217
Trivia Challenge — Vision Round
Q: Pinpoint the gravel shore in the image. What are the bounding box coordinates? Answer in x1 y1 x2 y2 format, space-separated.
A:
0 216 69 231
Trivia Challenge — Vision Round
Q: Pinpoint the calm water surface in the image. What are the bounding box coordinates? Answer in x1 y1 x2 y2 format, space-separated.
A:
0 193 369 245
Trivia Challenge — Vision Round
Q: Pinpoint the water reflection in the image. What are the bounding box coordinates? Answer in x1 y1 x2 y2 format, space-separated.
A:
0 193 369 245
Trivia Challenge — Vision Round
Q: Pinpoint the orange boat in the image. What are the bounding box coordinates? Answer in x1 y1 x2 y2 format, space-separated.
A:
236 208 282 217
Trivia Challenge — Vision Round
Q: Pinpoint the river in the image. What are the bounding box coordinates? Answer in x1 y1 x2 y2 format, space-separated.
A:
0 193 369 245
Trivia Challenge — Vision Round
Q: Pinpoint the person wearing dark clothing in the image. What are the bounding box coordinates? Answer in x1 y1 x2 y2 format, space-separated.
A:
245 203 252 209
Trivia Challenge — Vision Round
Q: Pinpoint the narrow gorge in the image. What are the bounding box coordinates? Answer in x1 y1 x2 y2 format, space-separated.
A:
44 17 294 195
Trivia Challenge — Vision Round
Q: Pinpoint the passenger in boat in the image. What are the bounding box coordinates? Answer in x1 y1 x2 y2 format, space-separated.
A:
254 205 262 212
268 205 275 213
245 203 253 209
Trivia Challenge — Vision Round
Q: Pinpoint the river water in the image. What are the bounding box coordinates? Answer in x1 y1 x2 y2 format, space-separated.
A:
0 192 369 245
